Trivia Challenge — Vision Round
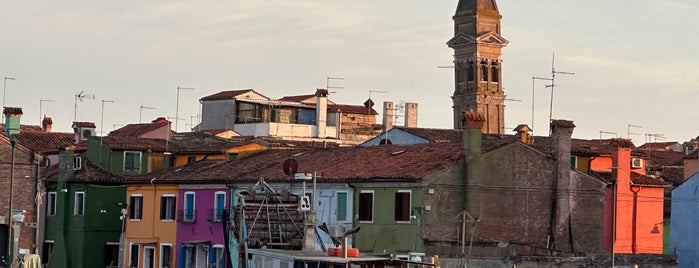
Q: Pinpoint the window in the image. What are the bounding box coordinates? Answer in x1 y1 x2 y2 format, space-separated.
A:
187 156 196 164
213 192 226 222
160 243 172 268
480 61 488 81
491 62 499 82
42 241 54 265
358 191 374 223
210 245 224 268
104 243 119 267
570 156 578 168
184 192 195 222
129 195 143 220
160 195 176 221
129 243 140 268
467 62 475 82
124 151 142 173
73 156 82 170
394 190 411 222
236 102 263 123
74 191 85 216
336 192 348 222
47 192 57 216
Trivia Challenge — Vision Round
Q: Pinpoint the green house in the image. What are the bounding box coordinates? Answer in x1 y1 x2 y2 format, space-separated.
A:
87 136 167 175
42 147 126 268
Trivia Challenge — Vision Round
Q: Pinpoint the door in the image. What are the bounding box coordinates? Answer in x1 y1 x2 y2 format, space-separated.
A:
143 246 155 268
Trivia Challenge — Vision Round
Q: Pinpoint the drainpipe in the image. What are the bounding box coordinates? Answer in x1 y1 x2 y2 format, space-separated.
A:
630 186 641 254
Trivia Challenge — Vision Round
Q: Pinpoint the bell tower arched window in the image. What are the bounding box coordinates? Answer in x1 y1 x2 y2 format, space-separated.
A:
467 61 474 82
491 61 499 83
480 60 488 81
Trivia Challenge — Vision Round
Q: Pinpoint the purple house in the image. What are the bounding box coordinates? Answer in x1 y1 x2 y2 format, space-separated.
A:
177 186 229 268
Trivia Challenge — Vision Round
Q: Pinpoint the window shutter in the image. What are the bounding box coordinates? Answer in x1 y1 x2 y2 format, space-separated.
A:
125 152 134 171
337 193 347 221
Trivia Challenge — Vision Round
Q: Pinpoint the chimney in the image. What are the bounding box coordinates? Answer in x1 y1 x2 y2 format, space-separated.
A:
3 107 22 136
549 119 575 251
404 102 418 128
383 101 394 132
315 89 328 138
610 138 633 187
42 116 53 132
610 138 633 253
462 110 485 160
513 124 532 144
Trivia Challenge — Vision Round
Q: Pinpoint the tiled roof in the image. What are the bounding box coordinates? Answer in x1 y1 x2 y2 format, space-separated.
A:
42 157 124 183
200 89 269 101
550 119 575 128
72 122 96 128
392 126 462 143
169 132 257 153
256 137 340 149
0 124 42 132
98 136 170 152
14 131 79 154
329 104 378 115
278 94 315 103
127 143 464 184
640 150 685 167
638 142 680 151
589 170 668 187
201 129 240 136
109 120 170 137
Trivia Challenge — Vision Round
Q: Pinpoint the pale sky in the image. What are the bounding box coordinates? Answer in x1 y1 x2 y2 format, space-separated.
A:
1 1 697 144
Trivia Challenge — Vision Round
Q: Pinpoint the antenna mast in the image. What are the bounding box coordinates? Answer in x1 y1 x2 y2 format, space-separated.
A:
546 53 575 135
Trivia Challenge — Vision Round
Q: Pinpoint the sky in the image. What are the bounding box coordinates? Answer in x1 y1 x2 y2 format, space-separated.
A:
1 0 698 144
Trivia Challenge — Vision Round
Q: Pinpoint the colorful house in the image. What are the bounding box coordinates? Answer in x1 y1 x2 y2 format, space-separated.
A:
41 148 125 268
670 171 699 267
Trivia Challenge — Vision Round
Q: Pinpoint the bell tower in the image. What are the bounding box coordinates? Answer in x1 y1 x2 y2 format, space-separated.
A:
448 0 508 133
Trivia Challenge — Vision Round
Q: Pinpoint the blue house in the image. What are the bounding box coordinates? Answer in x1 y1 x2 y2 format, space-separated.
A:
670 172 699 267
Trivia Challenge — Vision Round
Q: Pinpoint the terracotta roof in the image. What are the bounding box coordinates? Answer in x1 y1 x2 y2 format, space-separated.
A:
169 132 257 154
3 107 23 115
72 121 96 128
329 104 378 115
637 142 681 151
640 150 685 167
550 119 575 128
463 110 486 122
392 126 462 143
513 124 532 132
648 166 684 186
201 129 240 136
589 170 668 187
278 94 316 103
127 143 464 183
256 137 340 149
609 138 634 148
0 124 42 132
98 136 169 152
200 89 269 101
109 120 170 137
14 131 79 154
42 157 124 183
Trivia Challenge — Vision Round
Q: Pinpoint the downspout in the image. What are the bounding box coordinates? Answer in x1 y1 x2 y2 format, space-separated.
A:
630 186 641 254
587 156 596 174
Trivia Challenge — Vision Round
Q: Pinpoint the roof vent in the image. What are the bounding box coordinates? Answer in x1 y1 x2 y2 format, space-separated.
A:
391 150 405 156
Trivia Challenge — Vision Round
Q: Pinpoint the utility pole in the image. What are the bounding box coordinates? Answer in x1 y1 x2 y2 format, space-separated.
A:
532 76 552 136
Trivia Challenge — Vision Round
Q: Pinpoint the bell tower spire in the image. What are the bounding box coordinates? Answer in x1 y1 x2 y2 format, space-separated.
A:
448 0 508 134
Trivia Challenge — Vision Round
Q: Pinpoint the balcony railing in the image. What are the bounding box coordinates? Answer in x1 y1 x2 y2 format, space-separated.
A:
177 209 197 223
207 207 230 222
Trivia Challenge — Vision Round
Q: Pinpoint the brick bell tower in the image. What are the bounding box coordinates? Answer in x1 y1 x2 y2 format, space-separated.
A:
448 0 508 133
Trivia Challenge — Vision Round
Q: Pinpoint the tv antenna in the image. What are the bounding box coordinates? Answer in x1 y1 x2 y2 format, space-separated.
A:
545 53 575 135
326 77 344 93
74 90 96 122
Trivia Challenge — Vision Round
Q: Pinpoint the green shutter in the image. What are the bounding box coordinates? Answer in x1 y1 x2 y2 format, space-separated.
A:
125 152 134 171
337 192 347 221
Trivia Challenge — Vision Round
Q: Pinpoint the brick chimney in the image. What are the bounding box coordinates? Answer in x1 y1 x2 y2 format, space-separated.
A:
550 119 575 251
3 107 23 136
315 89 328 138
404 102 418 128
462 110 485 160
513 124 532 144
383 101 394 132
42 116 53 132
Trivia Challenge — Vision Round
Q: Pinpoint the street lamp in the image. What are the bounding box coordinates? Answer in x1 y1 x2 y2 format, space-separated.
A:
6 135 17 266
139 105 156 123
39 99 55 125
2 77 16 121
175 86 195 132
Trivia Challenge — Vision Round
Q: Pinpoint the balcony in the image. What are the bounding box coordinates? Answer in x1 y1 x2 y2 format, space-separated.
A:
177 209 197 223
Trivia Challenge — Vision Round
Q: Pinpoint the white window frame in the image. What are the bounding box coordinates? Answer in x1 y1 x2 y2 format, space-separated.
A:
395 190 412 224
184 191 196 222
213 191 226 222
159 243 172 268
73 156 82 170
335 191 349 223
358 190 374 224
74 191 85 216
143 246 155 268
160 194 176 222
47 192 57 216
130 194 143 221
123 151 143 172
129 243 140 268
211 244 224 268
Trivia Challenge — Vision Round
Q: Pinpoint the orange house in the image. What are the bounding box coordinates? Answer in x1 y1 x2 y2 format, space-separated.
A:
124 183 179 268
594 139 667 254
